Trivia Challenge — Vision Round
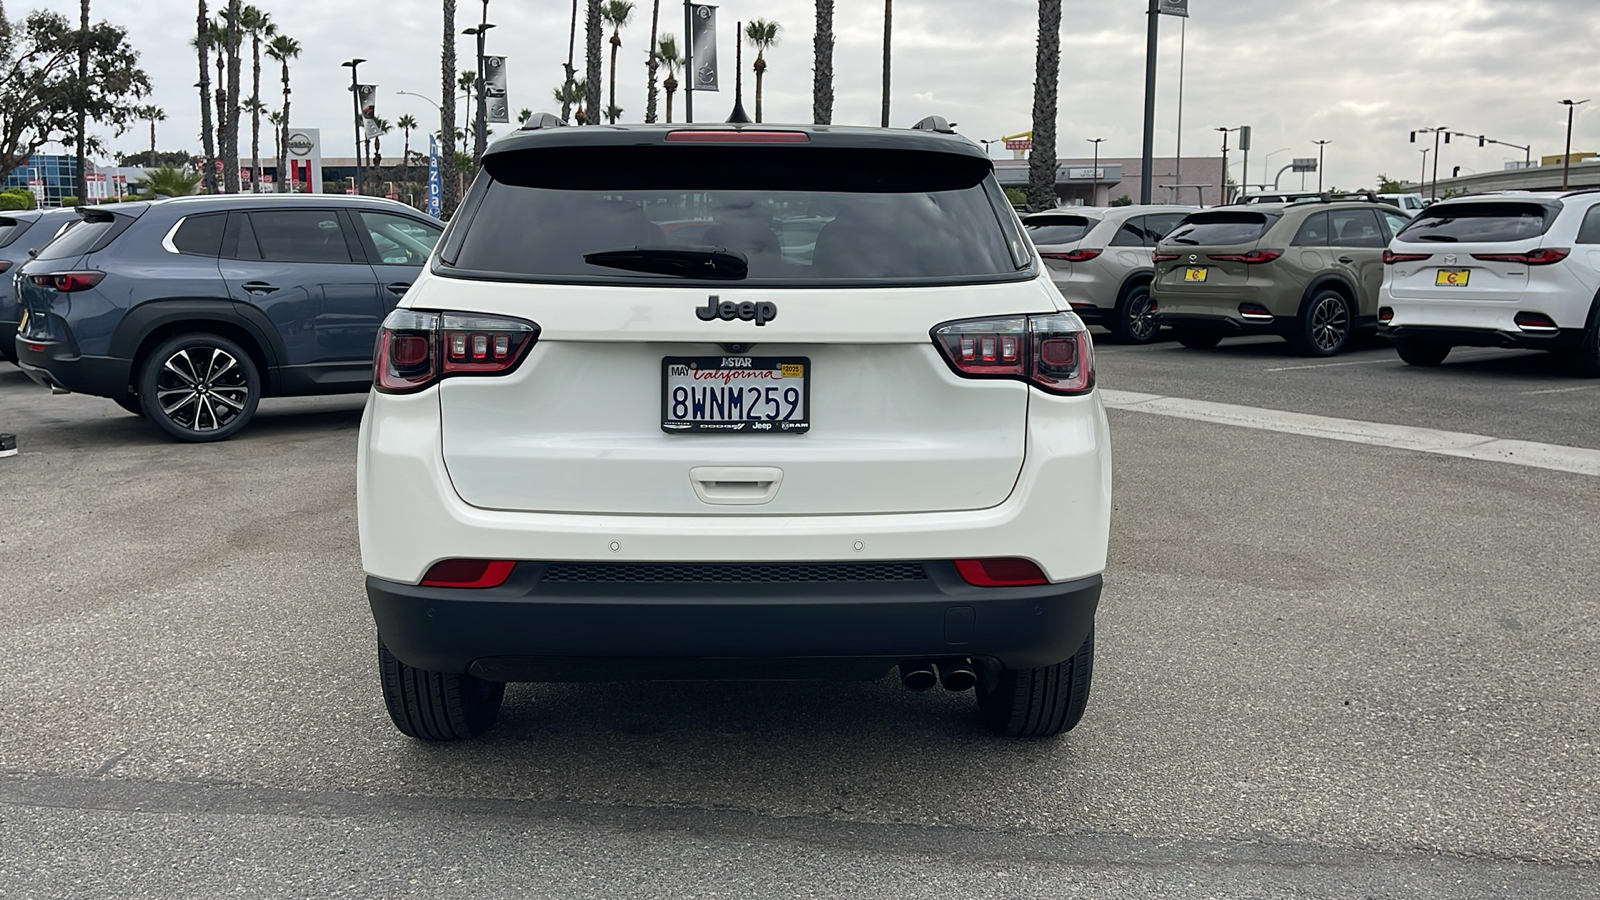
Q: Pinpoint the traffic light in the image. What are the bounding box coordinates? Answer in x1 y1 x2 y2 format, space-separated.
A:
1410 131 1417 143
1444 132 1451 143
1479 135 1487 147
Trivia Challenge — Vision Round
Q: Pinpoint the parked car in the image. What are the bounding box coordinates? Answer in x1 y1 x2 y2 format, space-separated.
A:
1024 204 1196 343
359 117 1111 740
0 208 83 364
1379 191 1600 375
13 194 443 439
1377 192 1428 216
1151 199 1414 356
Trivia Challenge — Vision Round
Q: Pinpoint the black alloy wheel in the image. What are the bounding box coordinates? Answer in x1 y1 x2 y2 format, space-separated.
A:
137 333 261 442
1112 285 1160 344
1291 290 1352 357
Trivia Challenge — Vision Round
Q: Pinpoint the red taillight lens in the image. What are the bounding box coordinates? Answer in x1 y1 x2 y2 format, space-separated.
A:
1041 249 1102 262
1471 248 1570 266
0 260 12 273
931 313 1094 395
953 558 1049 587
1238 303 1274 321
374 309 540 393
1383 250 1432 264
1151 252 1180 263
1207 249 1281 264
29 271 104 292
1378 307 1394 323
1514 312 1559 331
420 559 516 588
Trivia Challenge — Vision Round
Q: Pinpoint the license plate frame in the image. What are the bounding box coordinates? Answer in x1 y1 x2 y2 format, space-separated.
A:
1184 267 1209 282
661 356 811 435
1435 269 1470 286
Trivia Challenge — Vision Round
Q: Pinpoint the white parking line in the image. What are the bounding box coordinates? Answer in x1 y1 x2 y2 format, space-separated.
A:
1263 359 1394 372
1522 384 1600 396
1101 389 1600 478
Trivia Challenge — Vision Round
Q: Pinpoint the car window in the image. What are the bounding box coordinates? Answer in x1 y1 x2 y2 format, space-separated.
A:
1379 210 1412 239
1328 209 1386 248
1291 212 1330 247
1164 212 1272 246
1110 219 1149 247
359 211 443 265
171 213 226 256
1576 206 1600 244
240 210 353 263
34 217 114 262
1143 214 1187 242
0 217 28 249
1396 202 1558 243
1023 215 1097 245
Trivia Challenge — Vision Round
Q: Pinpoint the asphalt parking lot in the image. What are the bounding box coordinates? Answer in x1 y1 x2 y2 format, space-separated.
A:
1 334 1596 898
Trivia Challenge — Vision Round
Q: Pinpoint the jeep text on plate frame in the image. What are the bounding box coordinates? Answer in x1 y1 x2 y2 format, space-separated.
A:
661 356 811 434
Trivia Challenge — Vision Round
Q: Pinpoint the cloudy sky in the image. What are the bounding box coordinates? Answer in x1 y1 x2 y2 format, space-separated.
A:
34 0 1600 190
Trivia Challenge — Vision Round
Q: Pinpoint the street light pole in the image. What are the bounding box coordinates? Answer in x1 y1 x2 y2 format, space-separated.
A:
1313 140 1331 191
1410 126 1449 201
1088 138 1106 206
464 22 496 163
1138 0 1160 205
1215 126 1237 204
1560 99 1589 190
1420 148 1429 191
342 58 366 196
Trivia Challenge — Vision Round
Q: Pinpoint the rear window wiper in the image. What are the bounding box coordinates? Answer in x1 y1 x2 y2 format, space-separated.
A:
582 245 749 280
1411 234 1458 242
1169 236 1200 244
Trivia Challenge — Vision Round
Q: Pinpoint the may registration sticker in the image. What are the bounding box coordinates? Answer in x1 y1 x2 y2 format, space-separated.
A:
661 356 811 434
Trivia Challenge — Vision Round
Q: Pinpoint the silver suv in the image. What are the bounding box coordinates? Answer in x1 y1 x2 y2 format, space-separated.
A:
1025 205 1196 343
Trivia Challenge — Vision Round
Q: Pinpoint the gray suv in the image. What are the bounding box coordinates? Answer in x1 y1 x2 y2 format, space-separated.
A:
14 195 443 440
0 208 83 363
1025 205 1195 343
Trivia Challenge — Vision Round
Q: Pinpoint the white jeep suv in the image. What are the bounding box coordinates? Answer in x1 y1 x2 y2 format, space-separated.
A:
1380 191 1600 374
357 118 1112 740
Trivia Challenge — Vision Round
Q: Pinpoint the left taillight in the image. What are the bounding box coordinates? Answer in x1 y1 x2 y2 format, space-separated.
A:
29 271 104 292
374 309 540 394
931 313 1095 396
1041 249 1102 262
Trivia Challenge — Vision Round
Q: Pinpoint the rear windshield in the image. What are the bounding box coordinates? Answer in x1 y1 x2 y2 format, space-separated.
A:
1025 215 1097 245
0 217 28 249
1396 202 1557 243
33 217 113 261
445 145 1029 286
1163 212 1273 246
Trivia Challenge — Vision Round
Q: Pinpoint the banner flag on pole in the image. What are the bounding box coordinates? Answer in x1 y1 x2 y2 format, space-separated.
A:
1159 0 1189 16
358 84 380 138
484 56 510 124
690 4 719 92
427 135 442 218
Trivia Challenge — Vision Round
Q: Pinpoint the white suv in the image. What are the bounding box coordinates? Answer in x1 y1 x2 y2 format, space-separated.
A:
356 119 1112 740
1025 205 1195 343
1379 191 1600 374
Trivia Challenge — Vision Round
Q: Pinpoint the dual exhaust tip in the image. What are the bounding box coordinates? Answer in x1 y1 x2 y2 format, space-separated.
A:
900 658 977 693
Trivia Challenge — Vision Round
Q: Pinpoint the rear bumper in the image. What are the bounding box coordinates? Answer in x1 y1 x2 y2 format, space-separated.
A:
367 564 1102 678
13 337 130 396
1378 323 1584 351
1153 312 1281 335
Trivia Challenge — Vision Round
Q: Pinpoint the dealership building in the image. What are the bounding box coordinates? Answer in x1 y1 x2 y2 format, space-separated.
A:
993 156 1228 207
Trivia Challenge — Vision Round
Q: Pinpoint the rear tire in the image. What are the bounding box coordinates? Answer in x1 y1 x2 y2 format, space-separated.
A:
137 333 260 443
379 640 506 741
1560 304 1600 377
1290 290 1353 357
977 627 1094 738
1110 284 1159 344
1394 339 1452 367
1174 328 1222 349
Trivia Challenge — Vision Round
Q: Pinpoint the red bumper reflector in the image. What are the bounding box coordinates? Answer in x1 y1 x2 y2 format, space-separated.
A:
421 559 515 588
953 558 1049 587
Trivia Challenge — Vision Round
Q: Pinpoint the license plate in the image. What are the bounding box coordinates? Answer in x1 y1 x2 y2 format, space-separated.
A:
662 356 810 434
15 310 25 332
1184 267 1208 282
1436 269 1470 286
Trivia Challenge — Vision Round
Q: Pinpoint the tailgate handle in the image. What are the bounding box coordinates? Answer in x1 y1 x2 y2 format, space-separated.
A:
690 467 783 506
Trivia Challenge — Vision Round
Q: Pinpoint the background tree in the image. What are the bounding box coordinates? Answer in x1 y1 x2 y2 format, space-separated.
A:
266 108 282 175
584 0 602 125
552 78 587 123
744 19 779 124
222 0 242 193
602 1 634 124
369 116 390 195
1026 0 1061 212
560 0 578 123
656 34 679 123
644 0 660 122
207 18 227 179
264 33 297 192
1376 174 1404 192
397 113 417 188
441 0 458 213
606 103 623 123
195 0 216 192
241 5 273 193
458 68 476 148
137 165 201 197
140 105 164 159
812 0 833 124
0 8 151 188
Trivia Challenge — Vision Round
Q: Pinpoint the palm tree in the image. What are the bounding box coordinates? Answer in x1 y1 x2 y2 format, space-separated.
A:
265 33 299 192
607 104 624 124
744 19 780 124
457 70 478 153
441 0 459 213
880 0 891 127
397 113 418 190
240 6 275 193
267 109 283 179
195 0 217 194
644 0 661 122
208 18 229 181
517 108 532 125
370 117 391 195
553 78 588 124
142 105 166 161
813 0 833 124
1027 0 1061 212
223 0 244 193
139 166 203 198
561 0 579 123
602 1 634 124
584 0 602 125
656 34 680 124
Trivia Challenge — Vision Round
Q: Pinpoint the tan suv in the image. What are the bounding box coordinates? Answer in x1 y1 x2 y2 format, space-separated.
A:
1026 205 1196 343
1151 200 1413 356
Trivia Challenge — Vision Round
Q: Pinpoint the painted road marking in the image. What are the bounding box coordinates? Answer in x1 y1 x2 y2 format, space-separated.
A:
1522 384 1600 396
1263 359 1394 372
1101 389 1600 478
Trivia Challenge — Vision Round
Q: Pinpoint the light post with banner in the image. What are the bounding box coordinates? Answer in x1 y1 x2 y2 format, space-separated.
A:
484 56 510 127
1140 0 1187 204
342 59 366 196
464 22 497 161
683 3 719 123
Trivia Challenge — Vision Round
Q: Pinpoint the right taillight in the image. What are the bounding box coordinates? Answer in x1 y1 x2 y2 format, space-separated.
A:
1471 248 1571 266
931 313 1095 396
375 309 540 393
